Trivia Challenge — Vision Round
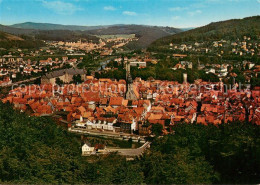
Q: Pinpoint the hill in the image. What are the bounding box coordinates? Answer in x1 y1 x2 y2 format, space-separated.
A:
0 24 35 35
149 16 260 49
0 31 24 41
34 30 100 43
0 30 44 49
11 22 114 31
8 22 183 48
86 25 182 49
0 24 100 43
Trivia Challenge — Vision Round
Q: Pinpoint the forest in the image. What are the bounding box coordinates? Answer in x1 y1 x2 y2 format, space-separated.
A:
149 16 260 49
0 102 259 184
0 31 45 49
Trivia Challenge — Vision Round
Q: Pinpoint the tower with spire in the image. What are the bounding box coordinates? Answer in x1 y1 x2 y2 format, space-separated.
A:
125 62 138 100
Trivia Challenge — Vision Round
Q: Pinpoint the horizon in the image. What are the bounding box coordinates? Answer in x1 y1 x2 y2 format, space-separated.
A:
0 0 259 28
6 21 195 29
3 14 258 29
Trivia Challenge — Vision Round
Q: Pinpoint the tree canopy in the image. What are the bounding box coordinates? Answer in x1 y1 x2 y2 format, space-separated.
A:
0 102 259 184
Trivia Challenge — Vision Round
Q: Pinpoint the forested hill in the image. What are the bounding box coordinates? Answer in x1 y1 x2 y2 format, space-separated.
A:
0 24 35 35
11 22 110 31
0 102 259 184
0 31 24 41
0 31 44 49
34 30 100 43
3 23 182 49
86 25 182 49
149 16 260 48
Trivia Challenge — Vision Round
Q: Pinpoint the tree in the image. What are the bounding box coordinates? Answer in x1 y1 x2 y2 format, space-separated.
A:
251 76 260 88
151 123 163 136
55 78 63 85
72 74 83 84
0 101 259 184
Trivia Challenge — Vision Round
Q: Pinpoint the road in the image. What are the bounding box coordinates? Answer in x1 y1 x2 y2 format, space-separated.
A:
70 128 151 156
106 142 151 156
69 128 146 142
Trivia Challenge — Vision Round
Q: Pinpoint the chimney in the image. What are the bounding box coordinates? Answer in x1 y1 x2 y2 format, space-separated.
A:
183 73 187 84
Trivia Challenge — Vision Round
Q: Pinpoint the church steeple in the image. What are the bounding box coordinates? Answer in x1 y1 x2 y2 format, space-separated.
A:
126 62 132 83
125 62 138 100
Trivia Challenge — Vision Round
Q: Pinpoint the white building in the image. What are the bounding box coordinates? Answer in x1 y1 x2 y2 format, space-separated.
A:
130 61 146 67
82 143 95 156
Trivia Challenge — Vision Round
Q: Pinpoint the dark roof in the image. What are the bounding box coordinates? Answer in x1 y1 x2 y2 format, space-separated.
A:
42 68 85 79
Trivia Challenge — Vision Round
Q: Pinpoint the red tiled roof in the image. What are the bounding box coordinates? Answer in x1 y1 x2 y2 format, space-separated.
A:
109 97 123 106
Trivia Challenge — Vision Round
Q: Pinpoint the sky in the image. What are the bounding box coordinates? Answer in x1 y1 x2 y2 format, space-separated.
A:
0 0 259 28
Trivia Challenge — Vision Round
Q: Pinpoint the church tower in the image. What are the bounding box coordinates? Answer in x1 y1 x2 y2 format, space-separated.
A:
125 62 138 100
126 61 131 80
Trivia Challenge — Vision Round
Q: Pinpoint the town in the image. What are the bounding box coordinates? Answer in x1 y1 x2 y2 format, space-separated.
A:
0 1 259 182
2 61 260 136
1 28 260 136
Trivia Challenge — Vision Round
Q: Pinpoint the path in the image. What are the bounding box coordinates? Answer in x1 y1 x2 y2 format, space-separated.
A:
107 142 151 156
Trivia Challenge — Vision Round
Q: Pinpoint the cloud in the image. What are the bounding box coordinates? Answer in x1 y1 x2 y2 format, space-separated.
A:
41 0 82 15
188 10 202 16
257 0 260 3
104 6 116 11
172 16 180 20
169 7 188 11
123 11 137 16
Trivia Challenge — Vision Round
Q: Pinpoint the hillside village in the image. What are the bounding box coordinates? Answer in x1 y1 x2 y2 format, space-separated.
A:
168 36 259 56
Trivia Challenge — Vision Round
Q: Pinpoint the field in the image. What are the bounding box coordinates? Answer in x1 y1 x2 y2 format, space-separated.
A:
96 34 136 39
